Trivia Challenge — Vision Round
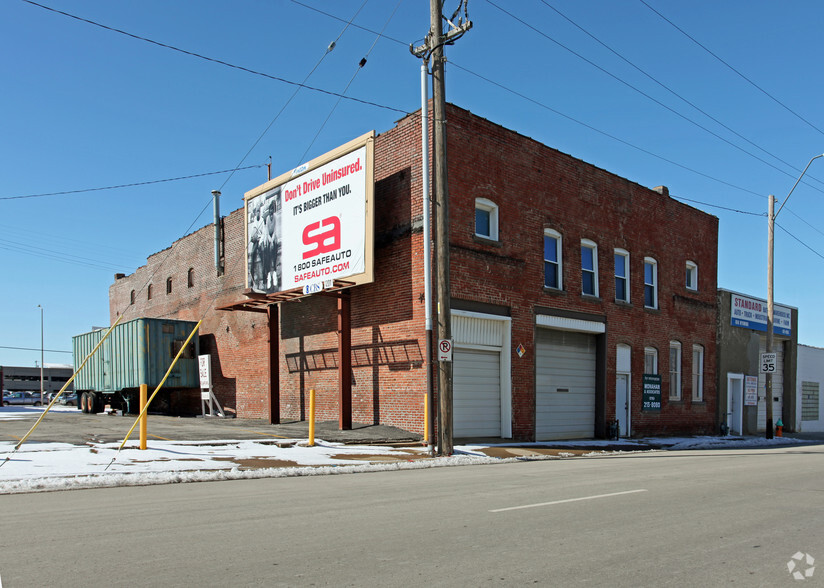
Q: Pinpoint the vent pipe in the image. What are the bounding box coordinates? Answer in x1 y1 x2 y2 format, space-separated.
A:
212 190 223 275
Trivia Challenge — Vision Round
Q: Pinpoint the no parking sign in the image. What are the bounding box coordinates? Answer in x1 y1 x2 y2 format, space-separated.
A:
438 339 453 362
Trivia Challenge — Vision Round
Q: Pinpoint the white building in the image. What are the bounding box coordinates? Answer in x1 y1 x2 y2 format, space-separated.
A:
796 345 824 432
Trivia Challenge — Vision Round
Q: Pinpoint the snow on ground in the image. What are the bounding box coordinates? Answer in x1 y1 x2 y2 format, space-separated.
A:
0 405 813 494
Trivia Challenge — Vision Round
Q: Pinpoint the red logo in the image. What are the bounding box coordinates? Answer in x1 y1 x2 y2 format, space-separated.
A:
302 216 341 259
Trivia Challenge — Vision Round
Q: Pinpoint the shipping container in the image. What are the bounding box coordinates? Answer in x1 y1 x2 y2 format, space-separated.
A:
72 318 199 414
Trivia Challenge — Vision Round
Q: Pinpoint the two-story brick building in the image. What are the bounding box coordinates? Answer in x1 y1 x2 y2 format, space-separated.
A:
111 103 718 439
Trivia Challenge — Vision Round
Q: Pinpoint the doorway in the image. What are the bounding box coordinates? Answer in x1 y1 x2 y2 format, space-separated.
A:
727 373 743 435
616 373 630 436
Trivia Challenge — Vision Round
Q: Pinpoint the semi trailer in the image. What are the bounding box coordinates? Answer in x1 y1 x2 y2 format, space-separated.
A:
72 318 199 414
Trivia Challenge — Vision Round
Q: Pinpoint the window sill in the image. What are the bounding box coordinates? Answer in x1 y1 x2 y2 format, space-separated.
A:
473 235 502 247
581 294 601 302
614 300 632 308
644 306 661 314
543 287 567 297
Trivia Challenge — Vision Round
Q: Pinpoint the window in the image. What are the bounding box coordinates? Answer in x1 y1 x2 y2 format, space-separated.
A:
581 239 598 296
614 249 629 303
544 229 562 290
130 290 135 305
187 268 194 288
669 342 682 400
644 347 658 374
147 284 153 300
802 382 820 421
475 198 498 240
686 261 698 291
644 257 658 309
166 277 173 295
692 345 704 401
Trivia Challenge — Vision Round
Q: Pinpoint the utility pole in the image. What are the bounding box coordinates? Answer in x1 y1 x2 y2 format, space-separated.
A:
766 195 775 439
411 1 471 456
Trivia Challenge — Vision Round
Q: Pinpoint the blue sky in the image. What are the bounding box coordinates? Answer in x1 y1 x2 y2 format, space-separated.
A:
3 0 824 368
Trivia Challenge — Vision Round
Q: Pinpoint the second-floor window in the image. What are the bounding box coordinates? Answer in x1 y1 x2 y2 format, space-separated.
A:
615 249 629 303
644 257 658 309
581 240 598 296
686 261 698 291
475 198 498 241
544 229 562 290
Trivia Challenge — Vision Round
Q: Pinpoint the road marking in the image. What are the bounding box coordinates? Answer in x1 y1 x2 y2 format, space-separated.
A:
489 489 648 513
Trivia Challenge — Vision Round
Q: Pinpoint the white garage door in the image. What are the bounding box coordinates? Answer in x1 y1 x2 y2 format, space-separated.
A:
758 339 784 432
454 348 501 437
536 329 596 440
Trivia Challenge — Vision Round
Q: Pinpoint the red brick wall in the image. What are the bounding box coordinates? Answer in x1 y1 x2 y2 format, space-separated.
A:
109 103 718 438
444 104 718 437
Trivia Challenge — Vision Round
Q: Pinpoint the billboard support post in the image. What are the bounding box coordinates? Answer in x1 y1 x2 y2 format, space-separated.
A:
338 290 352 430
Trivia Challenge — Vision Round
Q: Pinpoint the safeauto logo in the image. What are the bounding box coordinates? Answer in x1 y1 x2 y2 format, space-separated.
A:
302 216 341 259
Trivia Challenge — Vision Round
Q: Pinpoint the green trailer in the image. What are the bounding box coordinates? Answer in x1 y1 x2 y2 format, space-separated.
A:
72 318 199 414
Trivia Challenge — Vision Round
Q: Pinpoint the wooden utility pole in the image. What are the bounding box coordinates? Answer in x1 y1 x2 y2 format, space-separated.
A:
412 1 471 456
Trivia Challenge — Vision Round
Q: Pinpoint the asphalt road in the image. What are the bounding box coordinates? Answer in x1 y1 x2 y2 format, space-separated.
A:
1 444 821 587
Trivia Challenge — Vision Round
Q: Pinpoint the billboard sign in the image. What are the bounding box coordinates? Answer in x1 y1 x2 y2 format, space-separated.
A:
245 132 374 297
730 293 792 336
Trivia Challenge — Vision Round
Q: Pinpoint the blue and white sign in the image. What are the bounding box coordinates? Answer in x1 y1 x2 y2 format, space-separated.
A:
730 293 792 336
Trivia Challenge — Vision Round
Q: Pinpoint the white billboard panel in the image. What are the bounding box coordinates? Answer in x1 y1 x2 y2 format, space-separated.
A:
245 132 374 297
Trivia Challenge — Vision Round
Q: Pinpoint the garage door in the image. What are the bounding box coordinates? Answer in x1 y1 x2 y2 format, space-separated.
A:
536 329 596 440
758 339 784 432
454 348 501 437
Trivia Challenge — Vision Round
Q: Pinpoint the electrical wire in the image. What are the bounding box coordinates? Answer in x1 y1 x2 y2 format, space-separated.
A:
19 0 408 116
1 164 265 201
288 0 409 46
448 61 763 199
0 345 72 354
483 0 824 195
297 0 403 165
776 222 824 262
537 0 824 192
638 0 824 138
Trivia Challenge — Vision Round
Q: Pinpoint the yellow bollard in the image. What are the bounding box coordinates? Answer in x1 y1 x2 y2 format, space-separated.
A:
308 388 316 447
424 391 429 445
139 384 148 450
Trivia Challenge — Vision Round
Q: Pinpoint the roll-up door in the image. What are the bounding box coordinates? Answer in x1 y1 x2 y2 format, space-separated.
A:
454 348 502 437
536 329 596 440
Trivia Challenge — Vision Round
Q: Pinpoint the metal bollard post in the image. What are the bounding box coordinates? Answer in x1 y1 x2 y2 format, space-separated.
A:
308 388 316 447
139 384 148 450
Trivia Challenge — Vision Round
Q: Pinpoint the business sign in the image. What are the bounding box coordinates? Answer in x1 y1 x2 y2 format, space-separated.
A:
245 132 375 297
730 293 792 336
745 375 758 406
642 374 662 412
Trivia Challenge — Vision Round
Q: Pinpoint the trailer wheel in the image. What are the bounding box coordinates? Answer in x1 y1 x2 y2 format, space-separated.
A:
79 392 88 413
86 392 96 414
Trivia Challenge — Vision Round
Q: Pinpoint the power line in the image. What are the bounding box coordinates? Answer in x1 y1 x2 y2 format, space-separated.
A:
638 0 824 138
448 61 763 199
19 0 409 116
0 345 72 354
483 0 824 194
776 222 824 262
289 0 409 47
297 0 403 165
670 196 765 217
537 0 824 192
0 164 265 201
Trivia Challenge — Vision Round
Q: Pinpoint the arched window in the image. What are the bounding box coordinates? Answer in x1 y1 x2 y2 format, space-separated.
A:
147 284 153 300
130 290 135 305
187 268 195 288
166 277 173 295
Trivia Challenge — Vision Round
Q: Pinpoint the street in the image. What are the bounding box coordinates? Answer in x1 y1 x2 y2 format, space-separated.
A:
1 444 821 587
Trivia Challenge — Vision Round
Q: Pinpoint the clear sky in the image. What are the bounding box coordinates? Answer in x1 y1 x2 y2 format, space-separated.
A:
3 0 824 368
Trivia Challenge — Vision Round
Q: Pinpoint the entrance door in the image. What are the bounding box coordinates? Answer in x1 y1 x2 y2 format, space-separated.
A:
616 373 630 436
727 373 743 435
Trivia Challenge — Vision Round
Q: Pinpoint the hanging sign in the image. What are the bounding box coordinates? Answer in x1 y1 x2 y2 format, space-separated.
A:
642 374 662 412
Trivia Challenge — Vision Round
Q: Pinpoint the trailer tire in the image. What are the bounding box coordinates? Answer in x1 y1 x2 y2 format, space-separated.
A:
79 392 88 413
86 392 96 414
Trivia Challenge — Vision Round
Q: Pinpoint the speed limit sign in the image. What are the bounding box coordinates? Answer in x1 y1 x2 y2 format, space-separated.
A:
760 352 777 373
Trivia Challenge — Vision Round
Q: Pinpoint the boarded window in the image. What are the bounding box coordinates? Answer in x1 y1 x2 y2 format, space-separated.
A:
802 381 820 421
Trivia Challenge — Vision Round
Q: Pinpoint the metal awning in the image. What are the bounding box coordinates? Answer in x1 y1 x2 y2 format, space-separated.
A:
216 280 355 312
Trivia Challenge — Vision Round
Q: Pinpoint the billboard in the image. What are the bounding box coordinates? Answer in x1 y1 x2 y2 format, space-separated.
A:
245 131 375 297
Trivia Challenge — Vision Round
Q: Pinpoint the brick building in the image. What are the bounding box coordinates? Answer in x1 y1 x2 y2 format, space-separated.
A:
110 103 718 439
